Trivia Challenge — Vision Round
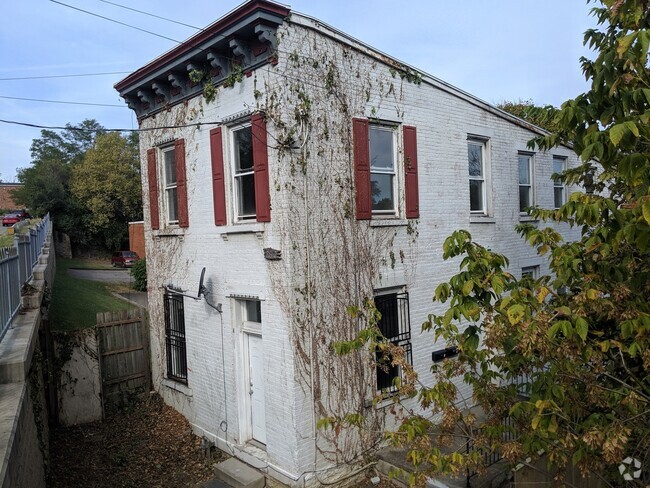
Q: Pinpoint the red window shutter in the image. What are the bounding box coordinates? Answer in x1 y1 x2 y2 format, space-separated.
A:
353 118 371 220
146 148 160 230
175 138 189 228
210 128 227 226
403 125 420 219
251 113 271 222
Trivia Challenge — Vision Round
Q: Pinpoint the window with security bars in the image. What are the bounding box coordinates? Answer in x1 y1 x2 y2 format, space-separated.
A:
164 292 187 384
374 291 412 393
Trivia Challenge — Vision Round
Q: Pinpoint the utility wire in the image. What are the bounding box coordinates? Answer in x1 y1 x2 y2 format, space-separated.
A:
99 0 201 30
0 118 221 132
49 0 182 44
0 95 126 108
0 71 131 81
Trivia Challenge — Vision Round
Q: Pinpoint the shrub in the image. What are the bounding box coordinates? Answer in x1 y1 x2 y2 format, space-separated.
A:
130 259 147 292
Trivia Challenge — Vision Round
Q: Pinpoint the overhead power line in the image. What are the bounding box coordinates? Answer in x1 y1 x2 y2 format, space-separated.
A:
0 95 126 108
0 118 221 132
0 71 131 81
99 0 201 30
49 0 182 44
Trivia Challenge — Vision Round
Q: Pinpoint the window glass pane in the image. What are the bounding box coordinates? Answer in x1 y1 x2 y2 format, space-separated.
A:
553 157 565 176
164 149 176 184
370 173 394 211
237 173 256 217
469 180 483 211
518 155 530 184
375 293 398 339
468 143 483 177
244 300 261 323
369 126 394 169
234 127 253 172
519 186 530 212
167 187 178 221
554 187 564 208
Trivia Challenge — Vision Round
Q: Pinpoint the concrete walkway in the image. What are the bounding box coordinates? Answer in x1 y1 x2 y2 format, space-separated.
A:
67 268 132 283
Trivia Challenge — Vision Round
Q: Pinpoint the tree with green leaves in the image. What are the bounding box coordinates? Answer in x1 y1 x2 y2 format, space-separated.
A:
335 1 649 486
497 99 561 134
71 132 142 250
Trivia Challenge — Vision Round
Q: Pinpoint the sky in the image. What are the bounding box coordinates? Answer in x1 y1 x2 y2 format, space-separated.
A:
0 0 597 183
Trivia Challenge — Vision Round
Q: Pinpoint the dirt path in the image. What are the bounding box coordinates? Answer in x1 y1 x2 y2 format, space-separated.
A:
48 395 224 488
67 268 132 283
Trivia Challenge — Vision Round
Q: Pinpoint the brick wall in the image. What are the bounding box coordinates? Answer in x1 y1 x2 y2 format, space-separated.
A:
0 184 22 211
128 222 145 258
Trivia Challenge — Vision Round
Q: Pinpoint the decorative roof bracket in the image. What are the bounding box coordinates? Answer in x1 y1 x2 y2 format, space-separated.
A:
255 24 277 51
229 39 252 66
207 51 229 78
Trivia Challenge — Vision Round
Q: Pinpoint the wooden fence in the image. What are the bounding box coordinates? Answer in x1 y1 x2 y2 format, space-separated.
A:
96 309 150 413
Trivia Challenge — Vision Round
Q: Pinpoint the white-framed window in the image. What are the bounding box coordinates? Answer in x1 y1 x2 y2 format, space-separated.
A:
162 145 178 223
369 124 397 215
468 138 488 213
374 289 412 393
552 156 567 209
521 265 540 279
518 153 534 213
232 124 256 221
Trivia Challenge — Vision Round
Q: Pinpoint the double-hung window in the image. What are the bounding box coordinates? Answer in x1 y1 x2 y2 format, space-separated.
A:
369 124 396 214
521 265 540 280
162 146 178 224
232 125 256 220
147 139 188 230
552 156 567 209
164 292 187 384
374 291 412 393
518 153 533 212
352 118 419 220
468 139 487 213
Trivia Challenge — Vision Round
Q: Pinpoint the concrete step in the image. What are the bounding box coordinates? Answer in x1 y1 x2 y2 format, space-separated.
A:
214 458 265 488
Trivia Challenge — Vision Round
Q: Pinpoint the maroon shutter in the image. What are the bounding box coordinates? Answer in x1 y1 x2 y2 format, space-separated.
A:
403 125 419 218
175 138 189 228
147 148 160 230
210 128 227 226
252 113 271 222
353 118 371 219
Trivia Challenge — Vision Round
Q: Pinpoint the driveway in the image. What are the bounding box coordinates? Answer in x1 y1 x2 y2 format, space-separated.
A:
67 268 132 283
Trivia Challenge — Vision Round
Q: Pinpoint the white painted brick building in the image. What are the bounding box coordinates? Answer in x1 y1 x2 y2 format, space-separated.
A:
115 1 580 485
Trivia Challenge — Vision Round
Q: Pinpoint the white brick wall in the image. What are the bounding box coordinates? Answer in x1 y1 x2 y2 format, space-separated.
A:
134 12 581 486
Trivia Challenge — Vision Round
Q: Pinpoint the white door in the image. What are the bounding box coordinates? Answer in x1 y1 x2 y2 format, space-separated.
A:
247 333 266 444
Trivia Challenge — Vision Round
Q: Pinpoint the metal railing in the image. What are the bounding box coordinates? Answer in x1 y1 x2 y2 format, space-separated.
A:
0 214 51 343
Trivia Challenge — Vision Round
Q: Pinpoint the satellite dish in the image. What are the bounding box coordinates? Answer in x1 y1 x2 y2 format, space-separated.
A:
197 267 206 297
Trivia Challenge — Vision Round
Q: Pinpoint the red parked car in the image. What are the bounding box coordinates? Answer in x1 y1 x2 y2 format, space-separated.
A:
2 213 20 227
111 251 139 268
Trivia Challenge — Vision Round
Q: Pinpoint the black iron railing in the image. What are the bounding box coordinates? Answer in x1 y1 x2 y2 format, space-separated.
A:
164 292 188 384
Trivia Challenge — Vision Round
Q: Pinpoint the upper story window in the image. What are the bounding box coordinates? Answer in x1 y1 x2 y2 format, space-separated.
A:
369 124 397 214
468 138 488 214
162 145 178 224
518 153 534 213
352 118 419 220
521 265 540 279
552 156 567 209
209 114 270 226
232 125 256 221
146 139 188 230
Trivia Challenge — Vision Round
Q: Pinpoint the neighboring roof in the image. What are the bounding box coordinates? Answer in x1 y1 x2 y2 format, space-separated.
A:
0 183 21 187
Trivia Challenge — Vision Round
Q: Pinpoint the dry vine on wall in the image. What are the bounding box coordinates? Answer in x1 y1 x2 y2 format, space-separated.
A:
262 24 421 466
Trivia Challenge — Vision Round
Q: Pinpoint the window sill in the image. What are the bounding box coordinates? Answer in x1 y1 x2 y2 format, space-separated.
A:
162 378 193 397
519 215 539 223
153 228 185 239
219 222 265 240
469 215 496 224
369 218 408 228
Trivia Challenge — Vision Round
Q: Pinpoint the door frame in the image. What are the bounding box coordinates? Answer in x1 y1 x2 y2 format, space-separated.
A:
234 299 264 445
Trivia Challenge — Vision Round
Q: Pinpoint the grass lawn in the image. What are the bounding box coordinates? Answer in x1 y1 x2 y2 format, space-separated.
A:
50 258 135 331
